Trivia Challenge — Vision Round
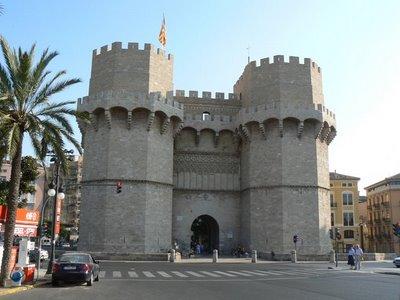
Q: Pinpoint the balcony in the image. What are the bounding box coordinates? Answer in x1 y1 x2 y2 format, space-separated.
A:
374 219 382 224
382 202 390 208
366 220 373 225
383 217 391 224
373 203 381 209
367 205 372 210
330 203 338 208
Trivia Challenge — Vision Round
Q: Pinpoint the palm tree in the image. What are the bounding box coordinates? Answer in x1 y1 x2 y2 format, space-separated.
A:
0 36 86 285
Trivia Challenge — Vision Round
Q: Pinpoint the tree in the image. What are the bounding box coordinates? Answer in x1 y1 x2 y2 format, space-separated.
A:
0 156 39 207
0 36 87 285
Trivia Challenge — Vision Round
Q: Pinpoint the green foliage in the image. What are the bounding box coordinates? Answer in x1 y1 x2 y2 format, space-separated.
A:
0 155 40 206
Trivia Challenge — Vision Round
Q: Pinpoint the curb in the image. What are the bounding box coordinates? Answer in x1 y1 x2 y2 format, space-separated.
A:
376 271 400 276
0 285 34 297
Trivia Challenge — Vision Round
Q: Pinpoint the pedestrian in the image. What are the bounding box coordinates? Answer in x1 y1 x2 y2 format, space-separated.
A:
354 244 364 270
196 243 201 255
347 245 355 269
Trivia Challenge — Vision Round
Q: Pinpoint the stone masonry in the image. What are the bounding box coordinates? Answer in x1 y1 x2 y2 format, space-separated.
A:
77 41 337 256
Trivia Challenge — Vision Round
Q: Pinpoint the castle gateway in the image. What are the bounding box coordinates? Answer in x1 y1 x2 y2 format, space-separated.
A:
77 42 336 257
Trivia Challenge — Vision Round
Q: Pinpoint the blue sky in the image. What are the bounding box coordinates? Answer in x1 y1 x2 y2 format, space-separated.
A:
1 0 399 193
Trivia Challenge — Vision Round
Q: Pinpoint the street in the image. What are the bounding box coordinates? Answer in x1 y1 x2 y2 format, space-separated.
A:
3 261 400 300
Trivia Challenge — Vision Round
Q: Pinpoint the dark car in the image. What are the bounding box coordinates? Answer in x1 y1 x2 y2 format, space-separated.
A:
52 252 100 286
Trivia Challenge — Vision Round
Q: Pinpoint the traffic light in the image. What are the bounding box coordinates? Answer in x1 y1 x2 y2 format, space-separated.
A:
393 223 400 237
293 234 298 244
335 227 341 240
329 229 334 240
116 181 122 194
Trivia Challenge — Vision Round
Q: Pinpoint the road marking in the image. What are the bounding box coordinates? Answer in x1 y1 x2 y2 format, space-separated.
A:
99 271 106 278
255 270 282 275
213 271 237 277
199 271 221 277
143 271 156 278
240 270 269 276
113 271 122 278
171 271 188 278
157 271 172 278
226 271 252 277
185 271 205 277
128 271 138 278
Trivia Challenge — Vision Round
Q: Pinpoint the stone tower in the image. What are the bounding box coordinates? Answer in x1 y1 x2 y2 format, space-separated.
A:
77 41 336 258
77 42 183 253
234 56 336 255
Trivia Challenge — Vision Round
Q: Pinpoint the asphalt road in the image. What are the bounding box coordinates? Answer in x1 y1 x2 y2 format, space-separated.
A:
5 261 400 300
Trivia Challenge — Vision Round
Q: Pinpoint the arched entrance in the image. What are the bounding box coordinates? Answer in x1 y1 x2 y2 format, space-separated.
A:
190 215 219 255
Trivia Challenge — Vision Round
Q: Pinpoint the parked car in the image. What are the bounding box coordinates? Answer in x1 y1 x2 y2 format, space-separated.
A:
52 252 100 286
29 248 49 262
393 257 400 268
60 242 71 248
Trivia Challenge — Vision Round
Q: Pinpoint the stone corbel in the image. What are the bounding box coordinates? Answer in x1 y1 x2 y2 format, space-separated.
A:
278 120 283 137
214 132 220 147
160 117 170 135
241 125 250 141
326 129 336 145
174 122 184 138
89 113 98 132
147 112 155 131
315 122 324 139
297 121 304 138
259 123 266 139
127 111 132 130
195 130 200 146
321 126 331 141
105 109 111 129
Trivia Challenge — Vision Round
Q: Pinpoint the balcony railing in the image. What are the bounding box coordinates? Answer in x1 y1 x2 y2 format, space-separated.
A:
383 217 391 224
382 202 390 207
373 203 381 209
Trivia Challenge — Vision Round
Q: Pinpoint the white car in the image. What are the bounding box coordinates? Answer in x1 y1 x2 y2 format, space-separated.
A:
393 257 400 268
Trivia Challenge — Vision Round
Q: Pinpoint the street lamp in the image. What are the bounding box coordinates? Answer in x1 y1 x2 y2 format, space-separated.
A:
45 149 74 274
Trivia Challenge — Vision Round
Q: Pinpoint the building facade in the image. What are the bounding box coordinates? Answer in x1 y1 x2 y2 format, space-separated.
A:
329 172 364 252
77 41 337 256
365 173 400 253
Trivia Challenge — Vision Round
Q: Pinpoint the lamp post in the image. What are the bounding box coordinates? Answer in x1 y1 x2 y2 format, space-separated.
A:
359 222 367 251
45 149 73 274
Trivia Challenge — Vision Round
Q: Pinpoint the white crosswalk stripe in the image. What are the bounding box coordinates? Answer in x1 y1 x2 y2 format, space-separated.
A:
128 271 138 278
185 271 205 277
157 271 172 278
171 271 188 278
113 271 122 278
143 271 156 278
226 271 252 277
213 271 237 277
255 270 283 275
240 270 269 276
99 271 106 278
199 271 221 277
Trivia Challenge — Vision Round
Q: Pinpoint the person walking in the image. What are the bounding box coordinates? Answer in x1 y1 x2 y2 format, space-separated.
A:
347 245 355 270
354 244 364 270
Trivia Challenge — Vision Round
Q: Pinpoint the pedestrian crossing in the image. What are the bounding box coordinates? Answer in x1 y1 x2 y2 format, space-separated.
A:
98 268 343 280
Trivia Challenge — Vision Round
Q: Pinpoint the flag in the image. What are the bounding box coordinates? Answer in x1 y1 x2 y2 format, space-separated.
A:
158 15 167 47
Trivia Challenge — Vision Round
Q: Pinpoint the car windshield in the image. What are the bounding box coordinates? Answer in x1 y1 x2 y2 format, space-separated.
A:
59 254 90 263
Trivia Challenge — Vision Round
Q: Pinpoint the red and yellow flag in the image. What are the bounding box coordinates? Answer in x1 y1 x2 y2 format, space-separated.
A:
158 15 167 47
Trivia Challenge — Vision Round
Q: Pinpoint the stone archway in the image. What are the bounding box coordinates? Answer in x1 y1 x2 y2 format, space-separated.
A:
190 215 219 255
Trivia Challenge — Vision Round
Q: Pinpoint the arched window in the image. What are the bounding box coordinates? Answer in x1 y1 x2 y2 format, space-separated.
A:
344 230 354 239
202 112 211 121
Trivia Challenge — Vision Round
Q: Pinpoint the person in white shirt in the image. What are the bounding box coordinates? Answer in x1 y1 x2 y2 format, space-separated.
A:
354 244 364 270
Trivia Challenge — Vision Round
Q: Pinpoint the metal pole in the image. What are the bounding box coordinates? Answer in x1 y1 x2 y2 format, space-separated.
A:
36 196 50 281
46 161 60 274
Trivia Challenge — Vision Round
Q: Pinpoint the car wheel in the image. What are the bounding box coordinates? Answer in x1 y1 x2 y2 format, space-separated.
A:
51 279 58 286
86 273 93 286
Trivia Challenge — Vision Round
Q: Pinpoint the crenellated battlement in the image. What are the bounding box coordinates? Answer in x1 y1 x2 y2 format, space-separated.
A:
174 90 238 101
234 55 321 87
92 41 173 61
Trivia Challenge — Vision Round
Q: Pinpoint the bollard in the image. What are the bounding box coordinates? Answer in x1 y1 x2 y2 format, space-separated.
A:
212 249 219 263
251 250 257 263
329 250 336 264
291 250 297 263
169 249 175 262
